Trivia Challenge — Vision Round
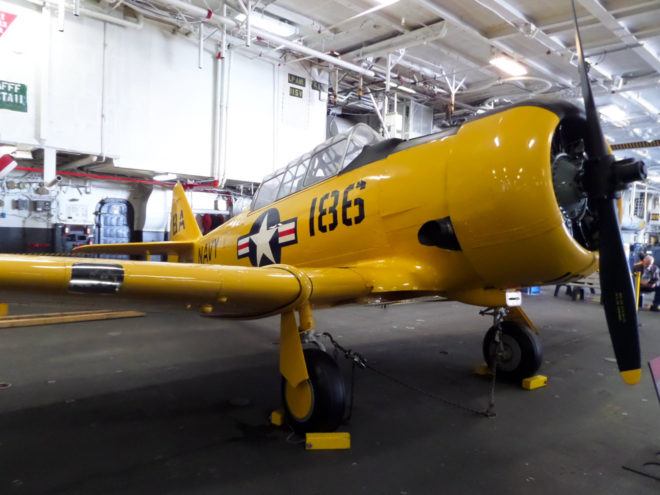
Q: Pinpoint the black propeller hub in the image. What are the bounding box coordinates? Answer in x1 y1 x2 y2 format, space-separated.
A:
611 157 646 192
582 155 646 199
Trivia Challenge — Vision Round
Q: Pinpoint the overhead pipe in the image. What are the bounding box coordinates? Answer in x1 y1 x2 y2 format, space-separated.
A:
460 75 553 95
217 45 231 187
384 53 391 116
43 148 57 185
26 0 144 29
246 0 251 48
220 0 227 58
368 64 478 112
15 167 218 187
218 2 232 188
320 0 401 35
344 21 448 61
198 23 204 69
145 0 374 77
59 154 101 171
57 0 65 31
367 90 390 139
38 5 52 144
211 50 221 180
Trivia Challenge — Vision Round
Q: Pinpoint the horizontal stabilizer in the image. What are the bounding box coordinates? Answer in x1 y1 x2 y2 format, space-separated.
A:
73 241 195 257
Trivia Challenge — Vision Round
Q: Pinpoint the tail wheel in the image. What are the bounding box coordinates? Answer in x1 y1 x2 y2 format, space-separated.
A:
482 321 542 382
281 348 346 433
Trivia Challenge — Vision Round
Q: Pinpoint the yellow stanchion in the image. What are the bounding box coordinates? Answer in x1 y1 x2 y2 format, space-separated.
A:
634 271 641 311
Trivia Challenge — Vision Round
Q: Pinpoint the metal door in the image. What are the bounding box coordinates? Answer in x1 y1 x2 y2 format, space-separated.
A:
94 199 134 259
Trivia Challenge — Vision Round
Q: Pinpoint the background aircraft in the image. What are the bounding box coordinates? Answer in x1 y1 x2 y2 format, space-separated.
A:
0 1 647 432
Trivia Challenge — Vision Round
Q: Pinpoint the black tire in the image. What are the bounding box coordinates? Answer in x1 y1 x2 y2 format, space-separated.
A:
281 348 346 433
482 321 542 382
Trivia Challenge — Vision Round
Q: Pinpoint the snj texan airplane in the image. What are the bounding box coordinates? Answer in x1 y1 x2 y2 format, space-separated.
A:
0 1 648 432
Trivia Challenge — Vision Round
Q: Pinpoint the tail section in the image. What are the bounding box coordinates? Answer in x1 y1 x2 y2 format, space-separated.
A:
171 183 202 241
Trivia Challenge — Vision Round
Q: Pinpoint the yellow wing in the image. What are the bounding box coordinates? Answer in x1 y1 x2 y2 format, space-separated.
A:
0 254 370 318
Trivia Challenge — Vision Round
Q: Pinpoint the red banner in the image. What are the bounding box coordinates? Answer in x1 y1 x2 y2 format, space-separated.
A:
0 11 16 38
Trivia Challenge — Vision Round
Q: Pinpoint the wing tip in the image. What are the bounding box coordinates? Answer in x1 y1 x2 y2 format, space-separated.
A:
621 368 641 385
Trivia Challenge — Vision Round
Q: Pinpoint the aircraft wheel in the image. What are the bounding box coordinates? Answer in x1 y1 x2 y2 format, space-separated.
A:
281 348 346 433
482 321 542 382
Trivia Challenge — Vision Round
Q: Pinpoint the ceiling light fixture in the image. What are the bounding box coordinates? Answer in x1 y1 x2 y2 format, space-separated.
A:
489 55 527 77
235 13 297 38
392 83 417 94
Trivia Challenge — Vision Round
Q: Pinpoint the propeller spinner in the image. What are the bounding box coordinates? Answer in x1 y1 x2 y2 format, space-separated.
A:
570 0 646 384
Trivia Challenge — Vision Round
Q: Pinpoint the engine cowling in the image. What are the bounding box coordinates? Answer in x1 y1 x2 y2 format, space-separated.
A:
446 102 598 289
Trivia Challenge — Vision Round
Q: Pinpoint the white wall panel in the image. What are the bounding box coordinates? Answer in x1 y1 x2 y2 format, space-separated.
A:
0 0 40 146
46 13 104 153
0 2 326 184
276 64 327 167
105 24 215 176
223 56 327 183
224 51 276 183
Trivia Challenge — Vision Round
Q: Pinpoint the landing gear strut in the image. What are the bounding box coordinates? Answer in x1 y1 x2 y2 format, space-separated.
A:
482 308 543 382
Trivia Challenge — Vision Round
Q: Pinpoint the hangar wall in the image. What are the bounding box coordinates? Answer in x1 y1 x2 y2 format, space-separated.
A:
0 0 327 253
0 0 326 181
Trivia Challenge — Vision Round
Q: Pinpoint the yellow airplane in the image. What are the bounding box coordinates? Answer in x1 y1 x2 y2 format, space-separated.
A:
0 1 648 432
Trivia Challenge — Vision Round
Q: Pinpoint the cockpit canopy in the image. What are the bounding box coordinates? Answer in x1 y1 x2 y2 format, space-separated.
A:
252 124 382 210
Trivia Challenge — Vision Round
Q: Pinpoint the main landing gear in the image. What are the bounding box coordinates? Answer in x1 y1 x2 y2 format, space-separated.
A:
279 306 346 433
481 307 543 382
282 348 346 432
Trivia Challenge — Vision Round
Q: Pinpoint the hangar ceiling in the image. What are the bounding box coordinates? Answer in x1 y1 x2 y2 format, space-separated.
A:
115 0 660 183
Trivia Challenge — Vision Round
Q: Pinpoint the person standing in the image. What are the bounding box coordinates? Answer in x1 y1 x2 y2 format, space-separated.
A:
633 255 660 311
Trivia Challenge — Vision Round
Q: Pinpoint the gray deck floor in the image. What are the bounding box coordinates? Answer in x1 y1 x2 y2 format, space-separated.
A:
0 288 659 494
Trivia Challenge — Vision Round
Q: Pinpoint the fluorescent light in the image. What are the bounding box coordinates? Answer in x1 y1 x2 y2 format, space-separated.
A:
599 104 628 124
372 0 400 5
390 82 417 94
235 13 297 37
153 173 178 181
489 55 527 76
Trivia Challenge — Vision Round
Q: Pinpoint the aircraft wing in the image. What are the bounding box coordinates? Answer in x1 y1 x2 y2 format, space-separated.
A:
0 254 371 318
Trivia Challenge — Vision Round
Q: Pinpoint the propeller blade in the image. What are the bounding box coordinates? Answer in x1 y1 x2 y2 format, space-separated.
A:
596 199 641 384
570 0 609 159
571 0 642 384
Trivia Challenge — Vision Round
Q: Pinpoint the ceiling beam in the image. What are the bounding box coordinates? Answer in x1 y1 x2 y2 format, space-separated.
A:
412 0 573 87
576 0 660 73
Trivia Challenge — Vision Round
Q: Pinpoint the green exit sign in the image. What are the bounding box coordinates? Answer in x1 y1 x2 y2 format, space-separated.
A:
0 80 27 112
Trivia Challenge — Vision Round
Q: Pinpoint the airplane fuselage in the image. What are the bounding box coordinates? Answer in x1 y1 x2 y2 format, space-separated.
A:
189 104 597 305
